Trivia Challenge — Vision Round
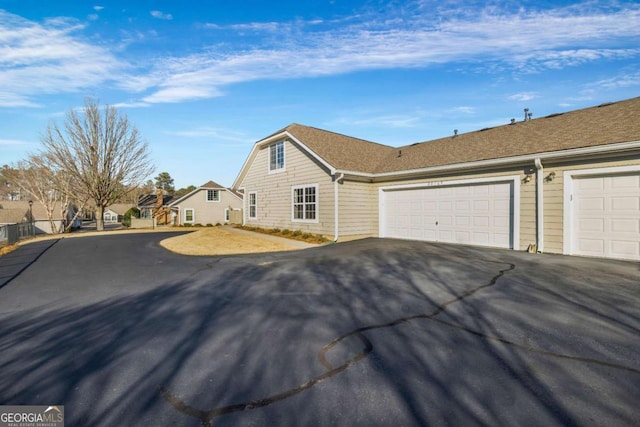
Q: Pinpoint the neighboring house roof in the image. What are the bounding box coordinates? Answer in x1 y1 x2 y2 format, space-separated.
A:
138 194 175 208
0 208 28 224
234 96 640 186
105 204 135 216
169 180 242 207
0 200 72 221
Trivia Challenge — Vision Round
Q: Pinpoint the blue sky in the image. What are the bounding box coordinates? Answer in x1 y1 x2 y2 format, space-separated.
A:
1 0 639 188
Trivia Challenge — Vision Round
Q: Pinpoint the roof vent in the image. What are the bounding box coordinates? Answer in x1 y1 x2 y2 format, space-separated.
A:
397 149 402 158
510 118 516 124
453 129 458 137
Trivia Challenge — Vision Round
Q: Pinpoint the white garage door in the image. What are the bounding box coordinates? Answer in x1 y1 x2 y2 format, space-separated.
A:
382 181 514 248
572 173 640 261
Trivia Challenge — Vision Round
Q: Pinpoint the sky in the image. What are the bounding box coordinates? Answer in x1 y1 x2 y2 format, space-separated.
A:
1 0 639 189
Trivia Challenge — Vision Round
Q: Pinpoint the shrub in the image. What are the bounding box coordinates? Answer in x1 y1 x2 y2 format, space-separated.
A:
215 222 222 227
282 229 290 235
206 223 213 227
121 206 141 227
193 223 203 227
302 233 311 239
183 223 192 227
292 230 302 237
272 228 281 234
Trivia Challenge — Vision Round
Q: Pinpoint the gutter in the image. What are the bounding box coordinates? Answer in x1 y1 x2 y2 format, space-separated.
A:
333 173 345 242
534 158 544 253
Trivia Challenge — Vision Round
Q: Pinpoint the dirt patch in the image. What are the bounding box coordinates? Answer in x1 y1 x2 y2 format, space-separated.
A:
159 227 304 255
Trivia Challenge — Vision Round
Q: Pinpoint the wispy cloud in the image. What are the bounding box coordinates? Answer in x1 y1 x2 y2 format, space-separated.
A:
167 126 249 143
136 3 640 104
0 10 126 107
150 10 173 21
589 70 640 89
508 92 538 102
0 138 32 145
1 2 639 108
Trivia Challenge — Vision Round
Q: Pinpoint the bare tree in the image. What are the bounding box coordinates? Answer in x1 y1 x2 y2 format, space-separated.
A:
4 154 85 234
41 99 154 231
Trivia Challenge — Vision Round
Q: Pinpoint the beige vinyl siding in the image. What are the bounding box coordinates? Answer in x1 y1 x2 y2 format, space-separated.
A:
373 167 536 250
175 189 242 225
540 155 640 254
339 180 378 238
240 138 335 236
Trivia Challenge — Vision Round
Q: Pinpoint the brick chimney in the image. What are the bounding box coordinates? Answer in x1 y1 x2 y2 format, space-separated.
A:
156 188 164 208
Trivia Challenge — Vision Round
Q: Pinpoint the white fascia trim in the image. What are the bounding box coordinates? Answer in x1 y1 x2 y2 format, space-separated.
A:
262 131 336 174
379 175 521 250
232 131 337 189
341 140 640 181
563 164 640 256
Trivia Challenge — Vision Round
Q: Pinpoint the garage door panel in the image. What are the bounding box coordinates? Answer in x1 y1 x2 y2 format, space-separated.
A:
383 181 514 249
579 218 605 232
611 219 639 232
578 197 604 210
456 216 470 226
474 216 490 227
610 241 640 258
611 197 639 210
610 175 639 188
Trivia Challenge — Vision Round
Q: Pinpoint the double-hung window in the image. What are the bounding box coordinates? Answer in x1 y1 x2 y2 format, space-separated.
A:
248 192 257 219
185 208 195 223
269 141 285 172
292 185 318 222
206 189 220 202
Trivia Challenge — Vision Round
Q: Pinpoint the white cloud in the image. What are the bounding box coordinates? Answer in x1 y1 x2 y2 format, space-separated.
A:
150 10 173 21
88 14 99 21
0 11 126 107
508 92 538 102
167 126 249 143
1 2 639 108
94 6 104 11
136 3 640 105
0 138 31 145
590 70 640 89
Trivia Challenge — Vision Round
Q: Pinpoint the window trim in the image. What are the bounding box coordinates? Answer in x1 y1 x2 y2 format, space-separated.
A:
224 208 230 223
291 184 319 223
268 140 286 174
248 192 257 220
206 189 220 202
184 208 195 224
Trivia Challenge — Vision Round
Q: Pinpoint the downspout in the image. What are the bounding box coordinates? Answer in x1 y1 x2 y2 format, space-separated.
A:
534 158 544 253
334 173 345 242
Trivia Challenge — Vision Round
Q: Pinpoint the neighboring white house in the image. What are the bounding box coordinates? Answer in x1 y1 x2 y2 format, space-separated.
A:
103 204 135 223
233 97 640 261
169 181 243 226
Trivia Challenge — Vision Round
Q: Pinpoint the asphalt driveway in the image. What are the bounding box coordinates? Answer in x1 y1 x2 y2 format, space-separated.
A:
0 233 638 426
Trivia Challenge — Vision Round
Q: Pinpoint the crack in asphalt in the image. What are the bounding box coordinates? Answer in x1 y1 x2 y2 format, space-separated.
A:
158 258 639 426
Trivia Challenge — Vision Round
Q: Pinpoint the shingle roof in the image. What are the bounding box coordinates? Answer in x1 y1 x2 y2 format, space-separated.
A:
375 97 640 173
280 97 640 175
284 123 395 173
200 180 225 189
0 201 69 221
105 204 135 216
